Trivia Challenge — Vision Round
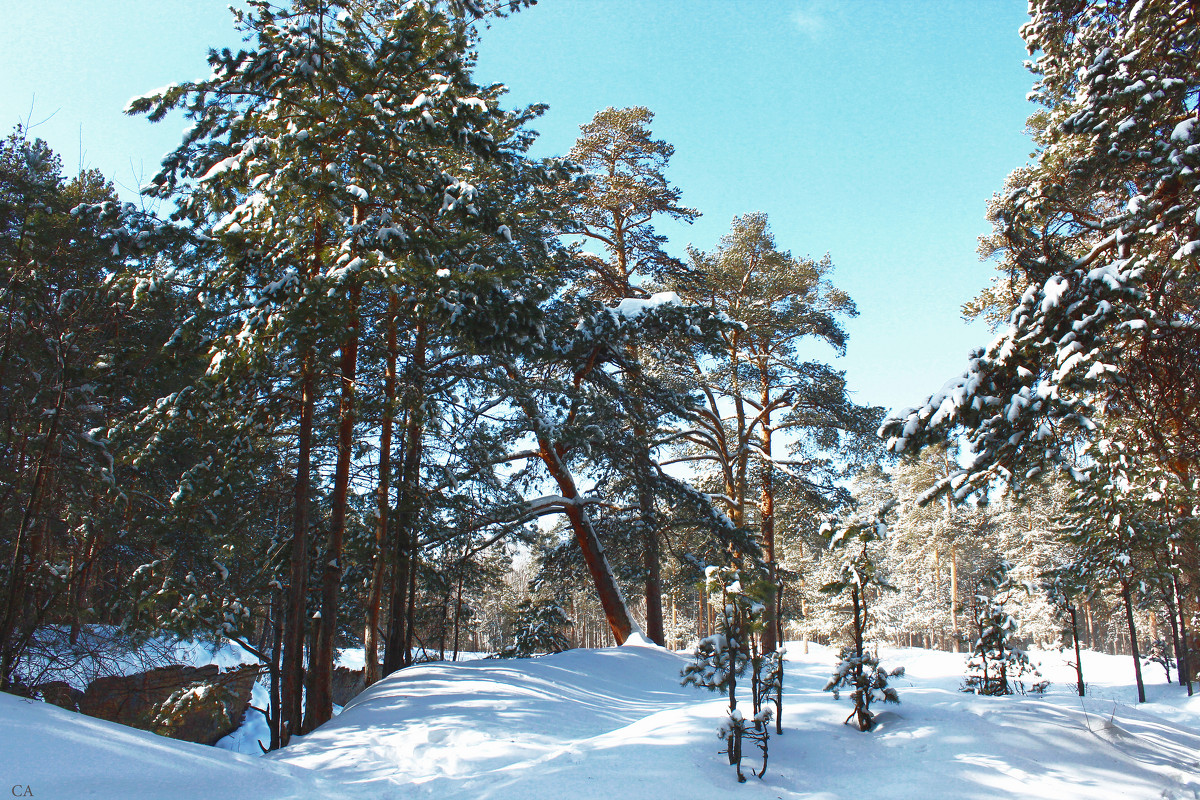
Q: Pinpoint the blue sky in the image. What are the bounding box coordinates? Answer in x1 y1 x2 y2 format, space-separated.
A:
3 1 1037 417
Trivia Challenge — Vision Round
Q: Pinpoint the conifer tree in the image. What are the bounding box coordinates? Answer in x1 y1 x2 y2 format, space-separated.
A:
0 128 173 689
682 565 772 782
563 106 700 644
1058 434 1181 703
669 213 877 654
962 560 1045 696
819 502 902 732
126 0 569 733
879 0 1200 680
881 0 1200 503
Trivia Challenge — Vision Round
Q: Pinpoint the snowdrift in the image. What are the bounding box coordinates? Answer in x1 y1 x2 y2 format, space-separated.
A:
2 642 1199 799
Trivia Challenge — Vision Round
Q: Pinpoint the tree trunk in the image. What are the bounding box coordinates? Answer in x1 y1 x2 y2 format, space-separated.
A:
949 546 959 651
403 544 418 661
541 441 638 644
638 464 664 646
507 356 639 645
851 585 868 730
1164 587 1182 686
269 581 284 750
561 498 637 644
388 323 427 673
1121 583 1146 703
280 348 315 744
308 285 361 730
364 297 398 687
626 346 664 646
1174 575 1193 696
381 535 409 676
452 565 465 661
1069 604 1085 697
759 388 778 653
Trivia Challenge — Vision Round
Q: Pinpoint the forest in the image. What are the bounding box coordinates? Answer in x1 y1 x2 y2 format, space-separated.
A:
1 0 1198 789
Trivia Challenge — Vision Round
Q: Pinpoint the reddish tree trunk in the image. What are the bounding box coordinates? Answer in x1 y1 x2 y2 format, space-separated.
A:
364 297 398 687
307 285 361 730
760 384 778 654
280 354 314 743
541 442 637 645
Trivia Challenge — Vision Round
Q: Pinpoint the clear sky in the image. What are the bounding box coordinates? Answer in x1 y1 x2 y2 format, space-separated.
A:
2 1 1037 418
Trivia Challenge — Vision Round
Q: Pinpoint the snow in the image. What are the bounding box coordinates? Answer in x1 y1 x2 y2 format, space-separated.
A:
611 291 681 319
4 642 1199 799
0 690 325 800
1170 118 1195 143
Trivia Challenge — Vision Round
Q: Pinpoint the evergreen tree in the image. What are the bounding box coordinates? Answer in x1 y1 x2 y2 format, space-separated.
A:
126 0 573 734
878 0 1200 693
881 0 1200 518
562 106 700 645
681 565 772 782
668 213 877 656
962 560 1046 696
0 127 181 690
496 598 572 658
819 502 901 731
1057 434 1180 703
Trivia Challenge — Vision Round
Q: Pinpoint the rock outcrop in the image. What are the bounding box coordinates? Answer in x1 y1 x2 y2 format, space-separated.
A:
43 663 262 745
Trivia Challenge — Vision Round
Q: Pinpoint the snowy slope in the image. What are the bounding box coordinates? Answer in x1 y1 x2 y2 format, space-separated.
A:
272 640 697 795
0 690 327 800
3 641 1199 799
271 641 1200 800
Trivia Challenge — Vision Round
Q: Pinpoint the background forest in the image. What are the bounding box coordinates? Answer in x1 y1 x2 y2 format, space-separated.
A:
2 0 1197 756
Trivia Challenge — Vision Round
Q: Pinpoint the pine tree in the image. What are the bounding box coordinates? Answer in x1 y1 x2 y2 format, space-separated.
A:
667 213 877 658
126 0 573 734
878 1 1200 691
496 599 572 658
962 560 1046 696
1057 433 1181 703
819 502 902 731
0 128 172 690
881 0 1200 503
681 565 772 782
562 106 700 645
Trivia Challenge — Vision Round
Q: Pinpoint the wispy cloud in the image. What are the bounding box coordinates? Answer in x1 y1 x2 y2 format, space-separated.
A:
792 0 831 40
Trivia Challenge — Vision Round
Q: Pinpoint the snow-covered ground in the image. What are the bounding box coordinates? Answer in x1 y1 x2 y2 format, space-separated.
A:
3 641 1198 799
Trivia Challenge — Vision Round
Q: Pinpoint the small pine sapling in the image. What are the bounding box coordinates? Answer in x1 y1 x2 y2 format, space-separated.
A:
1041 566 1090 697
681 565 772 782
753 647 784 737
496 599 572 658
1142 640 1174 683
963 561 1046 695
823 646 903 731
819 502 902 732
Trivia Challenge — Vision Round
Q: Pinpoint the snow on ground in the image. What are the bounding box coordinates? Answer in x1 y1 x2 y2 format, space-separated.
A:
217 648 490 755
3 640 1199 799
0 690 328 800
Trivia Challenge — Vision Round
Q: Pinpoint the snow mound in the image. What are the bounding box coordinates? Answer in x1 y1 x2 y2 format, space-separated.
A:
0 691 325 800
620 631 665 649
